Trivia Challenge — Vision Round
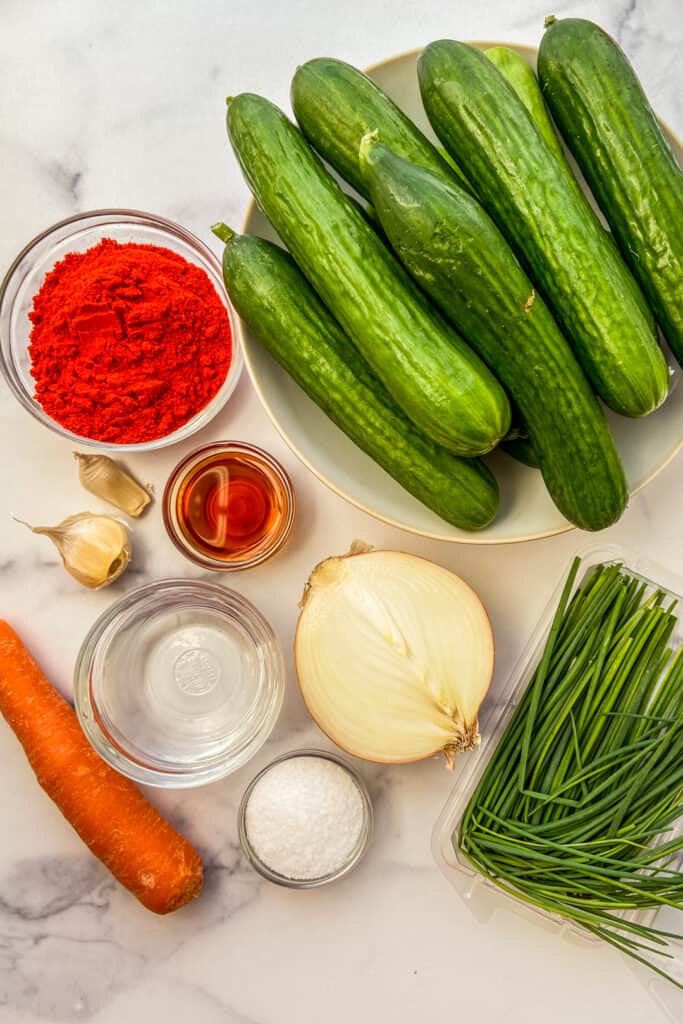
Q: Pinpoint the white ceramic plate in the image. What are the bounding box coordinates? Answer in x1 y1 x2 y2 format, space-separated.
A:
241 43 683 544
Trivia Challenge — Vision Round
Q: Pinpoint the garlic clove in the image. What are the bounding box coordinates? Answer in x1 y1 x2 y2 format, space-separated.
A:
74 453 151 518
16 512 131 589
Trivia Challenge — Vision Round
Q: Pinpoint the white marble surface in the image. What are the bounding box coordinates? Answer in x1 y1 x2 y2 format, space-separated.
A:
1 1 682 1021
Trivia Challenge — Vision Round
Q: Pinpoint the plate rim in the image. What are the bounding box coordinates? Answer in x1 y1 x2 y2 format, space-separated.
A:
238 42 683 545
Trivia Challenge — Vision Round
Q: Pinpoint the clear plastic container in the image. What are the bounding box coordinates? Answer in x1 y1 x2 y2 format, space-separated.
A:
74 578 284 787
432 544 683 1023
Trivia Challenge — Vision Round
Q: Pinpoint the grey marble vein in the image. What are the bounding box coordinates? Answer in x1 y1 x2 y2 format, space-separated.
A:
615 0 639 43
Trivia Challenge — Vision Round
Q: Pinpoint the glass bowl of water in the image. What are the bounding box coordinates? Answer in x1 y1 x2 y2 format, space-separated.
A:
74 578 284 787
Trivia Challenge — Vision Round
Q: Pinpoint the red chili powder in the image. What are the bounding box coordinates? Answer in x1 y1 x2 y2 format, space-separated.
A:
28 238 232 443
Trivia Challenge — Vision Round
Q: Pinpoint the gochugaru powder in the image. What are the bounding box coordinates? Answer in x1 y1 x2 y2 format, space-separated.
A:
28 238 231 444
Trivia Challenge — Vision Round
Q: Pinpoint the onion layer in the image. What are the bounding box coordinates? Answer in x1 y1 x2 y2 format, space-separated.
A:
295 547 494 764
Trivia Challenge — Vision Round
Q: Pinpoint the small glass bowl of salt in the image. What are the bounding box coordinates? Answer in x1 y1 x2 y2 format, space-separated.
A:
238 749 373 888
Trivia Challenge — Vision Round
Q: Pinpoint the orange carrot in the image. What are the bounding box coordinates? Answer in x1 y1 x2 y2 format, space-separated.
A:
0 621 203 914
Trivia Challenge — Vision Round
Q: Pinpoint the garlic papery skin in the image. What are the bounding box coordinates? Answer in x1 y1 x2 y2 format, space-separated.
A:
74 453 151 517
16 513 131 589
295 549 494 765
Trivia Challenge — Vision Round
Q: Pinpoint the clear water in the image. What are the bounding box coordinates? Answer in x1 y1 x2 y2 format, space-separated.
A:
96 604 262 769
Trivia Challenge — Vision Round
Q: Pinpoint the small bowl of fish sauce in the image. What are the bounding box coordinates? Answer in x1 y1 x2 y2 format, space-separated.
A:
163 441 295 570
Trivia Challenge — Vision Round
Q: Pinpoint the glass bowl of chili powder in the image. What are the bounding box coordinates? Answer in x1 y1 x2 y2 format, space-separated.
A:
0 209 242 450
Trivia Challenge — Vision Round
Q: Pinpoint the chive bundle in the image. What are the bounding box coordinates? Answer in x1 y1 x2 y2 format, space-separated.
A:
459 557 683 986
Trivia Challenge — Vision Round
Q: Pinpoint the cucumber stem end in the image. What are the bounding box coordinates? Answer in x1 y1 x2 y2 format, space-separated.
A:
359 129 380 165
211 222 236 243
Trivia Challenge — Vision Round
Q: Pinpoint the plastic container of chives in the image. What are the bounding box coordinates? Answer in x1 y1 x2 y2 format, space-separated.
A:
432 544 683 1023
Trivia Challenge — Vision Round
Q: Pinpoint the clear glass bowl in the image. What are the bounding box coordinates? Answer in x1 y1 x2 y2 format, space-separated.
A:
238 748 373 888
74 578 284 787
0 209 242 452
162 441 295 571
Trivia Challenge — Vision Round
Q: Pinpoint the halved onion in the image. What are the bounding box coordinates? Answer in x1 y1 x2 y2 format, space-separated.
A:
295 547 494 764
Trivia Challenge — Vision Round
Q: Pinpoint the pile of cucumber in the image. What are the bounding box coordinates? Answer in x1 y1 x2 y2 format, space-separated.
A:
214 18 682 533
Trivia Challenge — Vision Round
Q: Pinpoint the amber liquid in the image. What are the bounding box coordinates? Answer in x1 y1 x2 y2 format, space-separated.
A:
176 451 288 563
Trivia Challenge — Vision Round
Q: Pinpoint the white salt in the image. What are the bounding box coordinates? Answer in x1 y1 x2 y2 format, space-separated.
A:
244 755 365 880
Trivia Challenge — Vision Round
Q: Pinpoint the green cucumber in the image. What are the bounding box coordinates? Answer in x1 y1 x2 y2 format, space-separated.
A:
213 225 498 531
538 18 683 367
359 138 627 531
418 40 668 419
484 47 566 164
501 438 539 469
291 57 469 199
501 417 540 469
226 94 510 456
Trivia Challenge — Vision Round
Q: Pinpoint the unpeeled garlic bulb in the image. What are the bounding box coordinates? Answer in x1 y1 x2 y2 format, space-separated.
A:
16 513 131 589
